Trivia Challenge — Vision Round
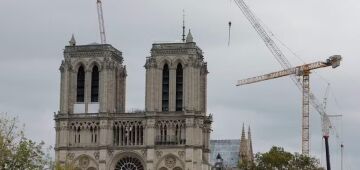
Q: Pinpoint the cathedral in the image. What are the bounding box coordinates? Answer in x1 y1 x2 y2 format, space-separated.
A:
210 124 253 170
54 31 213 170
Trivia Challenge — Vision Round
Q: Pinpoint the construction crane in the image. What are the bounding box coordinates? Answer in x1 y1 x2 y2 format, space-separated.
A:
236 55 342 156
96 0 106 44
233 0 341 155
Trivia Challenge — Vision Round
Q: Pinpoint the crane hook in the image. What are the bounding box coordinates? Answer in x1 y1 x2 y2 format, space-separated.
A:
228 21 232 46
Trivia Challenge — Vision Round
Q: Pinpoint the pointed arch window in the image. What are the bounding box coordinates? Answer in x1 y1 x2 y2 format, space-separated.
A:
162 64 169 111
91 65 99 102
176 64 183 111
76 66 85 102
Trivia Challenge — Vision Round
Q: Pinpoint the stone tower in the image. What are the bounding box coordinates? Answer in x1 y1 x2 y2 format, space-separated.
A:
54 32 212 170
58 39 126 115
145 30 207 113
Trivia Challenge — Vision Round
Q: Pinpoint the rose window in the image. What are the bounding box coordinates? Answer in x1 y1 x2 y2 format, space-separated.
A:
115 157 144 170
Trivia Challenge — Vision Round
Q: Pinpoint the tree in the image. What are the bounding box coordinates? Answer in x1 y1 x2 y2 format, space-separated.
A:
0 113 53 169
239 146 324 170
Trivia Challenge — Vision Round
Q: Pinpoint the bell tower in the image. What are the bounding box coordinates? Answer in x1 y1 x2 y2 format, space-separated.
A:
59 36 126 114
144 30 208 113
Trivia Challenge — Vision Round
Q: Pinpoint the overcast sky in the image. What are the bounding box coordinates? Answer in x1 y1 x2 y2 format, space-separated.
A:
0 0 359 169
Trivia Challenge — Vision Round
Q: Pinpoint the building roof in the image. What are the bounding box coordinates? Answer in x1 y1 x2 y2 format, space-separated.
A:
210 139 240 168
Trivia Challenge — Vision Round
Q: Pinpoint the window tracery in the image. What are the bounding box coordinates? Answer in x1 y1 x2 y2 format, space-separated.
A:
113 121 144 146
155 120 186 145
114 157 144 170
69 121 100 145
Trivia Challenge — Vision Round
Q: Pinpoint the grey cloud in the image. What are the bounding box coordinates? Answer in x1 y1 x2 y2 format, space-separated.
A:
0 0 359 169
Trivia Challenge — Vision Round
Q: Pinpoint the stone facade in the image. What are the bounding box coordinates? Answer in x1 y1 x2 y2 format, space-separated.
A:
54 32 213 170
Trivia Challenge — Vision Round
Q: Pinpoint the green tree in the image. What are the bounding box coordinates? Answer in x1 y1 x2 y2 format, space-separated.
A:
239 146 324 170
0 113 53 169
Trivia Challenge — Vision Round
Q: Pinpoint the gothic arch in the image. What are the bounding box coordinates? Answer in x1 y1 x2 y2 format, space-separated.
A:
88 59 103 72
172 57 185 69
158 58 171 70
155 154 184 170
72 60 87 73
109 151 145 170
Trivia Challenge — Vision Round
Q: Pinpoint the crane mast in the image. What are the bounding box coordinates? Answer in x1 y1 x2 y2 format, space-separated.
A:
97 0 107 44
233 0 339 155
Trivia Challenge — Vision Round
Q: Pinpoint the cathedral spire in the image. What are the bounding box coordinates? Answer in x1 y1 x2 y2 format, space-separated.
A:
69 34 76 46
241 123 246 140
248 125 251 142
186 29 193 43
248 125 254 161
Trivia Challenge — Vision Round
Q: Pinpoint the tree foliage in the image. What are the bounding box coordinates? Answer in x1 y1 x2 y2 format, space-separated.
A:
239 146 324 170
0 113 53 169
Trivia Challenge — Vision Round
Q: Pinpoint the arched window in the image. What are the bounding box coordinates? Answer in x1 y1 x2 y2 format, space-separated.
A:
91 65 99 102
175 64 183 111
76 127 81 143
115 157 144 170
76 66 85 102
162 64 169 111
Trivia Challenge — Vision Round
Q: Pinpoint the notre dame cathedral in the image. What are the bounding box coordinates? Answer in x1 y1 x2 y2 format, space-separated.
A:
54 31 213 170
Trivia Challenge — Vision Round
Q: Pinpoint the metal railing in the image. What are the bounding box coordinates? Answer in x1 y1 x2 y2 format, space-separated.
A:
155 135 186 145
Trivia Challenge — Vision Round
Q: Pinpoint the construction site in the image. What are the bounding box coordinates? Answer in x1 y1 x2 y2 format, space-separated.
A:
1 0 359 169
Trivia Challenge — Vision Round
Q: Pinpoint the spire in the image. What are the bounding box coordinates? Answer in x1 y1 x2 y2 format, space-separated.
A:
248 125 252 141
182 9 186 42
241 123 246 140
248 125 254 160
69 34 76 46
186 29 193 43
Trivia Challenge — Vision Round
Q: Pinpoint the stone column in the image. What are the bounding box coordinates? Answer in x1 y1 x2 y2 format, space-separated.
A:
169 68 176 112
145 67 150 111
58 121 69 147
185 148 194 170
69 70 76 114
59 65 65 113
85 69 92 113
99 67 107 113
145 118 155 169
157 68 162 112
183 66 189 111
99 119 109 170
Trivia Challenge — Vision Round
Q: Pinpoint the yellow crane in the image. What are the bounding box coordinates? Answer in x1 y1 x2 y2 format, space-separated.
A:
236 55 342 157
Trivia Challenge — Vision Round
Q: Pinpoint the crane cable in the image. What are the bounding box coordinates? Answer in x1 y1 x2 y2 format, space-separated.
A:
228 0 232 46
228 21 232 46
